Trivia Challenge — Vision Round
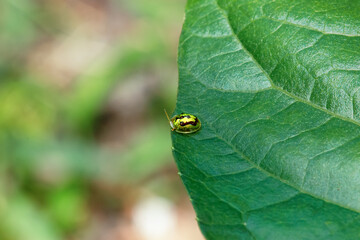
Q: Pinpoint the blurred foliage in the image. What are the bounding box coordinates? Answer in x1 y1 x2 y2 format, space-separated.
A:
0 0 186 239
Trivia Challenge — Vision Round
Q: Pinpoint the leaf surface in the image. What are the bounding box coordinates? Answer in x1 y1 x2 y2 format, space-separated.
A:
173 0 360 239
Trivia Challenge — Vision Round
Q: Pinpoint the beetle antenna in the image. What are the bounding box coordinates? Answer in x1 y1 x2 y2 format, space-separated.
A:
164 109 171 122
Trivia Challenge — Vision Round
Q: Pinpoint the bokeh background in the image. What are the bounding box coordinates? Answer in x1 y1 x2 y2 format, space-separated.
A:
0 0 203 239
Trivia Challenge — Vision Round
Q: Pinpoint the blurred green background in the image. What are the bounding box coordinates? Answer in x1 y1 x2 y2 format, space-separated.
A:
0 0 203 239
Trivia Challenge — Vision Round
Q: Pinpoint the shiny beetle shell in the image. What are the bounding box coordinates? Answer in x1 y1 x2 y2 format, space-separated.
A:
165 110 201 134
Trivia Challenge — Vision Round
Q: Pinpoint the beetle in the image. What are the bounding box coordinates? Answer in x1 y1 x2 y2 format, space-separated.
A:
164 109 201 134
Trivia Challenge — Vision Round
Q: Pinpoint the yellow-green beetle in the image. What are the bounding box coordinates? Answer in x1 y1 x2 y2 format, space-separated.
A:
165 110 201 134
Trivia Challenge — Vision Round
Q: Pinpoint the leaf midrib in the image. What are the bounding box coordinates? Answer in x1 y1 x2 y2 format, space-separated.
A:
238 16 360 37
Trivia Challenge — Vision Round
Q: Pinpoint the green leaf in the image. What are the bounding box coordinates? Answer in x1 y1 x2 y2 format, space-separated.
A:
173 0 360 239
